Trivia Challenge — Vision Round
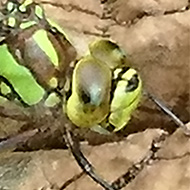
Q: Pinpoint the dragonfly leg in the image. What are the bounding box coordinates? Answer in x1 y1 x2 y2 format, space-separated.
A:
64 123 115 190
145 91 190 135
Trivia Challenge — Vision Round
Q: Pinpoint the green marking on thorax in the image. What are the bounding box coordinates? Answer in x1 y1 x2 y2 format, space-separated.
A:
22 0 33 7
20 21 37 29
0 44 45 105
19 4 27 12
19 0 33 13
7 2 14 12
45 92 60 107
32 29 59 66
7 17 16 27
35 5 44 19
0 82 11 95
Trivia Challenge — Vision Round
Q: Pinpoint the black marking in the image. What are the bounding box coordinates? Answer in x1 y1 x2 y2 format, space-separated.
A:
64 64 76 101
0 39 6 45
99 112 116 133
115 66 130 81
79 89 91 104
81 91 91 104
0 75 29 107
106 123 116 133
48 26 67 41
106 40 120 50
110 66 130 102
100 0 108 4
125 74 139 92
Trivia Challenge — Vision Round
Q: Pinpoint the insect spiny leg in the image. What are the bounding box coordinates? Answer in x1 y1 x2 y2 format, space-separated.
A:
64 125 115 190
145 91 189 135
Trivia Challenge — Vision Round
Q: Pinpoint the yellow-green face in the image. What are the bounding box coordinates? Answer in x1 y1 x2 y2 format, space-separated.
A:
66 39 142 133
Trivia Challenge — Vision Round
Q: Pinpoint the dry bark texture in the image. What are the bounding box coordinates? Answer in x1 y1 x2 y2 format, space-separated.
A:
0 0 190 189
0 128 190 190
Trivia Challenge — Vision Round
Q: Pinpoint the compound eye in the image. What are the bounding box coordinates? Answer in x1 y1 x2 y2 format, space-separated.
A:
125 74 139 92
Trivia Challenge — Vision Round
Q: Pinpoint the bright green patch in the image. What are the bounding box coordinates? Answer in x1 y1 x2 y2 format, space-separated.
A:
0 44 45 105
45 92 60 107
33 29 59 66
0 82 11 95
20 21 37 29
35 5 43 19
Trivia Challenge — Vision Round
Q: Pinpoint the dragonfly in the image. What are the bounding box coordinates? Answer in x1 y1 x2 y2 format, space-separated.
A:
0 1 188 190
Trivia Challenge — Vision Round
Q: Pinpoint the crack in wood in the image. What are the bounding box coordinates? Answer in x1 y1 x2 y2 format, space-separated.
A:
41 1 102 19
